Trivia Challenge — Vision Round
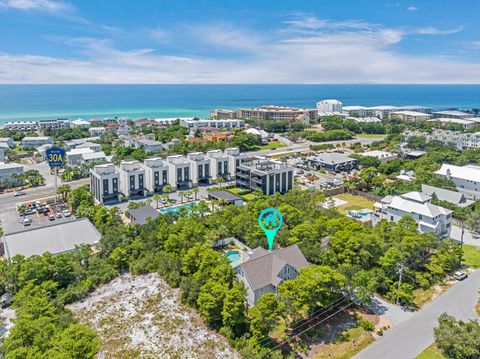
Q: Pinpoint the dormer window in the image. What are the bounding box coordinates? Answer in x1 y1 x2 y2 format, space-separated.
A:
283 266 290 276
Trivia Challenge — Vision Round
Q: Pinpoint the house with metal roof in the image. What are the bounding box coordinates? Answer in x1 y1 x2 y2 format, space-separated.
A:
435 164 480 200
207 190 244 206
235 244 309 307
372 191 452 237
127 205 160 225
421 184 474 208
3 218 101 260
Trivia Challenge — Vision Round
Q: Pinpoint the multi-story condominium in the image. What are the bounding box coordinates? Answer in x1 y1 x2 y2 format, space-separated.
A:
342 106 372 117
0 163 24 180
390 111 432 121
4 121 38 133
209 109 238 120
432 110 471 119
224 147 245 176
142 157 169 193
21 136 53 149
397 105 432 114
90 163 120 204
316 99 343 114
406 130 480 150
372 191 452 237
166 155 192 189
369 106 400 119
0 137 15 148
187 152 212 185
236 157 294 195
238 106 316 124
118 161 146 199
38 119 70 131
180 119 245 129
435 164 480 200
429 118 476 129
206 150 231 181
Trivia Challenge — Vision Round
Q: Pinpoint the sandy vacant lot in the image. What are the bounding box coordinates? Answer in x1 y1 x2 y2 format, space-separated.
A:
67 273 240 359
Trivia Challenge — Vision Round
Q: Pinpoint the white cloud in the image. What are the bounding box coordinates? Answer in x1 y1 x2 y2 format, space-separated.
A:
0 18 478 84
407 6 418 11
148 28 170 43
415 26 464 35
0 0 69 12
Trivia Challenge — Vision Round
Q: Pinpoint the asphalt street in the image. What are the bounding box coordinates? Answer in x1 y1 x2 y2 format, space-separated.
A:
353 270 480 359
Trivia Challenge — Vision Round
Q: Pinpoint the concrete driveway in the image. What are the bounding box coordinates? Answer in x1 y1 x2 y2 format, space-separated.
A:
450 224 480 246
353 270 480 359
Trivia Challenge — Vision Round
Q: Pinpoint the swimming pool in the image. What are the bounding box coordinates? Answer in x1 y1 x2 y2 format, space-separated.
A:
159 201 199 214
225 250 242 267
347 209 372 222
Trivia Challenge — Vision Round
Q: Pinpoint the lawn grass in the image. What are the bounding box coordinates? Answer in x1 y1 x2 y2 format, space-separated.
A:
413 284 450 309
416 344 446 359
242 193 258 201
334 193 375 213
256 141 287 150
355 134 386 139
312 327 374 359
476 299 480 316
462 244 480 268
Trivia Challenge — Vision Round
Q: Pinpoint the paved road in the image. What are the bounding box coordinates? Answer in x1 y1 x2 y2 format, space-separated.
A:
450 225 480 246
354 270 480 359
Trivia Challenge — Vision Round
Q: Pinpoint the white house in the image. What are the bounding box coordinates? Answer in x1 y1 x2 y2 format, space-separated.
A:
435 164 480 200
67 148 96 167
142 157 169 193
235 245 309 307
187 152 212 185
372 191 452 237
206 149 231 181
134 138 163 153
88 127 106 136
70 119 90 128
0 138 15 148
90 163 121 204
165 155 192 189
118 161 146 199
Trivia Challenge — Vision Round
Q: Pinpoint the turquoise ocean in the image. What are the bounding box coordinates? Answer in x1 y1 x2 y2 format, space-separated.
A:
0 84 479 123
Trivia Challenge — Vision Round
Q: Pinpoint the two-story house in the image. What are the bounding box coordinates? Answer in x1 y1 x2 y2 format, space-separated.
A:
142 157 169 193
372 191 452 237
435 164 480 200
235 244 309 307
118 160 146 199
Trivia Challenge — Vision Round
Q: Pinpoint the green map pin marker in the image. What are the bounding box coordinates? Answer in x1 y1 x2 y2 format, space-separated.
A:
258 208 283 251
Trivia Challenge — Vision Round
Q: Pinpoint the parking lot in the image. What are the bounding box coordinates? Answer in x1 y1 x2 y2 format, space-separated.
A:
2 197 75 234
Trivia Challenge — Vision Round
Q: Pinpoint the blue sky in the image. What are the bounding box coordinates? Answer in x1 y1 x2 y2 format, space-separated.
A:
1 0 480 83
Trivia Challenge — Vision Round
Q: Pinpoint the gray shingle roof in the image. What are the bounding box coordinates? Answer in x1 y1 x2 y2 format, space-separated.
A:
3 218 101 260
240 244 309 290
421 184 474 207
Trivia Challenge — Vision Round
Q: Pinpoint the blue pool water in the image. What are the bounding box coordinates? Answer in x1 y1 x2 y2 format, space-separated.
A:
225 250 242 267
159 201 198 214
347 209 372 221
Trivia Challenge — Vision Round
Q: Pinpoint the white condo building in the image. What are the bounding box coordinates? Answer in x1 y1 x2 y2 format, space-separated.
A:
118 161 146 199
142 157 169 193
316 99 343 114
435 164 480 200
187 152 212 186
372 191 452 237
90 163 120 204
21 136 53 149
166 155 192 189
206 149 231 181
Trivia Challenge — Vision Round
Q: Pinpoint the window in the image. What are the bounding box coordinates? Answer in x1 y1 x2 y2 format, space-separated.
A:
129 175 135 190
198 164 203 178
177 168 182 181
139 174 144 189
162 170 168 184
184 167 189 180
113 178 118 193
283 266 290 276
217 162 222 175
154 171 159 186
103 179 109 195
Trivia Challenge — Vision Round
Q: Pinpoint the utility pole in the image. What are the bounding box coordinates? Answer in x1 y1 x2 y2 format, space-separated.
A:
396 263 404 305
460 222 465 266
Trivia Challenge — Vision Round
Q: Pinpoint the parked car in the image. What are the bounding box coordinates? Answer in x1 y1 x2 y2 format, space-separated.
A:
14 190 26 197
453 271 468 281
56 212 63 218
48 215 55 221
22 218 32 226
63 210 71 217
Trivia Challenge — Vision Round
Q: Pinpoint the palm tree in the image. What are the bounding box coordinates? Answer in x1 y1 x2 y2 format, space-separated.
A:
152 194 162 209
58 184 71 202
197 200 209 217
216 176 225 188
178 191 184 203
192 186 199 200
163 184 172 194
184 190 193 202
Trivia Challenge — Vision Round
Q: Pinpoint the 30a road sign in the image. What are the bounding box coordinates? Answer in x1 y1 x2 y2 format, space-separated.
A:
46 147 66 167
